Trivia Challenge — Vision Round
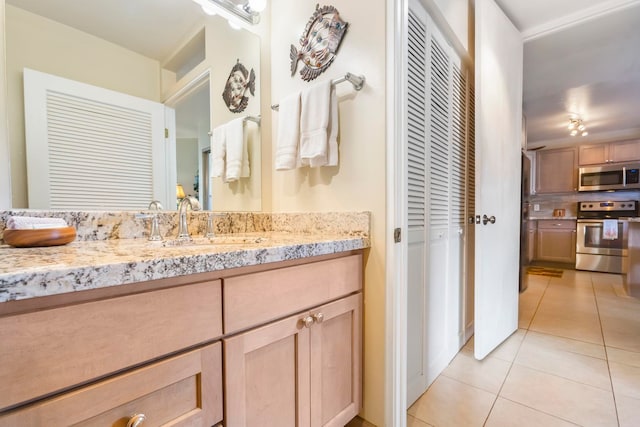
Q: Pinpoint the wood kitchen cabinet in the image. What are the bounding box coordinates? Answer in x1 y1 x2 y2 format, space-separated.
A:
536 220 577 264
579 140 640 165
527 220 537 263
535 147 577 193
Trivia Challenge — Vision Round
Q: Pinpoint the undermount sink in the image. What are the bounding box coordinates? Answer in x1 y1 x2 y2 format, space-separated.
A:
160 235 268 247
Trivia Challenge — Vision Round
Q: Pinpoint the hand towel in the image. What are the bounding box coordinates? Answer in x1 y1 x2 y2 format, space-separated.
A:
299 80 338 167
224 117 248 182
275 91 301 170
602 219 618 240
210 125 226 178
7 216 68 229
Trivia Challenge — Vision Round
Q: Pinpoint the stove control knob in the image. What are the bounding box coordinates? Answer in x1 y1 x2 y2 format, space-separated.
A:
589 204 593 208
622 204 626 208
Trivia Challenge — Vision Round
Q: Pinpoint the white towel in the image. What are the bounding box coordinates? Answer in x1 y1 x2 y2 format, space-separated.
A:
275 91 301 170
210 125 226 178
225 117 248 182
7 216 68 230
602 219 618 240
299 80 338 167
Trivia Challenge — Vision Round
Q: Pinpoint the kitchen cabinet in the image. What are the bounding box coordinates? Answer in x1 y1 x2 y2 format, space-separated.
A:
536 220 577 264
527 220 537 263
223 254 363 427
579 140 640 165
535 147 577 193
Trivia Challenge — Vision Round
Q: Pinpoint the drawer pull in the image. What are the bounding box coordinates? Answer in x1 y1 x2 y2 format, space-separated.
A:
312 313 324 324
127 413 146 427
301 316 315 328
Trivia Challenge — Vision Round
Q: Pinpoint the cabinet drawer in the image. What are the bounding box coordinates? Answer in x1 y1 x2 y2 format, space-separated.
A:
0 343 223 427
537 220 576 230
224 254 362 333
0 280 222 411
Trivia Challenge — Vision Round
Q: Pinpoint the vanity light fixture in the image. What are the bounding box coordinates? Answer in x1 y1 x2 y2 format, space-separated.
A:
568 116 588 137
192 0 261 25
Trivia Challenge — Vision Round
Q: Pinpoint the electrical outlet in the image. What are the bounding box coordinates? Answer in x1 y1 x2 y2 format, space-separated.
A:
533 204 540 211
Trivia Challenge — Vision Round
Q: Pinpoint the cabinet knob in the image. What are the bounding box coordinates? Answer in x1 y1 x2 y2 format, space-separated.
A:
127 414 146 427
301 316 314 328
312 313 324 324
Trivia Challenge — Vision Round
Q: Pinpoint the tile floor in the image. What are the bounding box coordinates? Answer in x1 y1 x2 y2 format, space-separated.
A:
407 269 640 427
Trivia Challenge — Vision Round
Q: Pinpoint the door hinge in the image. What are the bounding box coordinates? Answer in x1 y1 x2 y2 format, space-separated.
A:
394 228 401 243
164 128 169 138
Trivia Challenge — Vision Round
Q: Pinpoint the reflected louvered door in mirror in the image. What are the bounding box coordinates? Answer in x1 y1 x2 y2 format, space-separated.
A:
406 0 471 406
23 68 169 209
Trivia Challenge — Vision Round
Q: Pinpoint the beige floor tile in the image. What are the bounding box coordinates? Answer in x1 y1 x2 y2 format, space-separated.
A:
523 330 606 359
500 365 618 427
600 311 640 353
616 394 640 427
607 347 640 368
485 397 579 427
407 414 434 427
408 376 496 427
610 361 640 399
515 333 611 390
441 350 512 393
529 309 603 345
460 329 526 363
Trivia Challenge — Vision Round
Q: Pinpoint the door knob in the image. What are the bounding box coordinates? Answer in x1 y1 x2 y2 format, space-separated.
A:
127 414 146 427
482 215 496 225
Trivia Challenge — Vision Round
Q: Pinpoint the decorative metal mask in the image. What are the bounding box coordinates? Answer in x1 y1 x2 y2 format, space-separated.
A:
290 4 349 82
222 60 256 113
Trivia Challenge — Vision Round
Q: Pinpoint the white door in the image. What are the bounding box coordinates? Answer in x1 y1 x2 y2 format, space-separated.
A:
406 0 470 404
474 0 523 359
23 68 169 210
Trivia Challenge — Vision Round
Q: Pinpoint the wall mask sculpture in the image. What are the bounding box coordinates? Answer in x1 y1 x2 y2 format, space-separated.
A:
290 4 349 82
222 59 256 113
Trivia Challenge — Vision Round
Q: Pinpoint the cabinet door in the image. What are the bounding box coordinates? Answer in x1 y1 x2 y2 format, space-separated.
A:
224 312 311 427
535 148 577 193
309 294 362 427
579 144 608 165
537 229 576 263
527 229 536 262
609 140 640 163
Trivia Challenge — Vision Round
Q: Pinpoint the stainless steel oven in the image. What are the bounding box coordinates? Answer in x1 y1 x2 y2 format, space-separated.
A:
575 201 638 273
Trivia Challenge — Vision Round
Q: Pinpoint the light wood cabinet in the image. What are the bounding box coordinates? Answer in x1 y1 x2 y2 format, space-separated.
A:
535 148 577 193
0 343 223 427
579 140 640 165
536 220 577 264
223 254 363 427
0 251 363 426
224 293 362 427
527 220 536 263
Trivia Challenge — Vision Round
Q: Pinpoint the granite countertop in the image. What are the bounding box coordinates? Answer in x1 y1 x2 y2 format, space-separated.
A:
0 232 370 303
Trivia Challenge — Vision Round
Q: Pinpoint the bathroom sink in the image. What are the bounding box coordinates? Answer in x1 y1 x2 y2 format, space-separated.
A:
161 235 268 247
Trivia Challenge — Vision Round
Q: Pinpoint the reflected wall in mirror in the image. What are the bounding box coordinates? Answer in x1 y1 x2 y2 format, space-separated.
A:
4 0 262 211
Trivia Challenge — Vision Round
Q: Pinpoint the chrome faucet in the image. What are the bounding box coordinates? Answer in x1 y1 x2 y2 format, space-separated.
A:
177 196 201 240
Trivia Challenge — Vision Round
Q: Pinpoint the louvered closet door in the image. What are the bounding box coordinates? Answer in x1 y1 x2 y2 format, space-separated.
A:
405 0 470 405
406 3 430 405
23 68 168 209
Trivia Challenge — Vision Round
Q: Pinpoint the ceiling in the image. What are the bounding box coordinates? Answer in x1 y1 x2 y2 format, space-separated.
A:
495 0 640 149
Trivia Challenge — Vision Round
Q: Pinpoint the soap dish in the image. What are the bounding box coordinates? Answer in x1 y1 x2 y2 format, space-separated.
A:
3 227 76 248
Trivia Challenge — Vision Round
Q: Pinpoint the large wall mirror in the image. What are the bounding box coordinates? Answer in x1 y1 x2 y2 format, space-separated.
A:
4 0 262 211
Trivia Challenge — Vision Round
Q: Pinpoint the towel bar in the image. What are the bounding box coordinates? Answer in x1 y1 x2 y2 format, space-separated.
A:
271 72 366 111
243 115 261 124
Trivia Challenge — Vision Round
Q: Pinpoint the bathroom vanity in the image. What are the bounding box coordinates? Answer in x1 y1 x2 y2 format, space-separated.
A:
0 212 369 426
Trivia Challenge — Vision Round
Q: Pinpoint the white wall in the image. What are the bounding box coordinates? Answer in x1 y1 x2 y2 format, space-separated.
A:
270 1 386 424
5 5 161 208
0 1 11 209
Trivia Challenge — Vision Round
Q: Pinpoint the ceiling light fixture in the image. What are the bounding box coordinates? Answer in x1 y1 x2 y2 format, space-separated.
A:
192 0 262 25
568 117 588 137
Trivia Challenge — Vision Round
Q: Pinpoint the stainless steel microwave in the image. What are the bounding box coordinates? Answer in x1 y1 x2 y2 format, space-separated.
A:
578 163 640 191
